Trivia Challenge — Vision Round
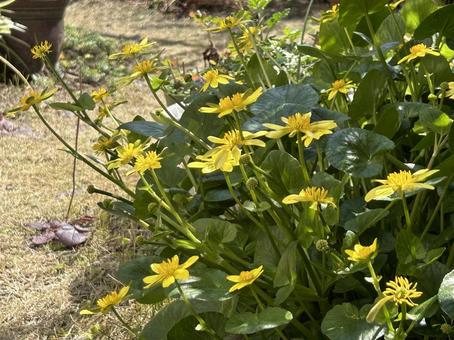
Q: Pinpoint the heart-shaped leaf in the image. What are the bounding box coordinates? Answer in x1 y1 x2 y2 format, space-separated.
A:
439 269 454 319
326 128 395 178
225 307 293 334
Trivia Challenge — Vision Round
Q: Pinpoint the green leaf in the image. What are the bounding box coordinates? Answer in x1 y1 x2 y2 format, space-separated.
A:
225 307 293 334
396 229 426 265
439 269 454 319
204 189 233 203
339 0 388 29
118 121 167 138
140 300 229 340
193 218 238 245
419 54 454 87
49 102 83 112
374 104 402 139
246 53 287 88
260 150 304 197
407 296 438 322
343 208 389 235
326 128 395 178
349 69 387 121
78 93 96 110
419 109 453 135
400 0 438 34
414 4 454 39
319 19 352 54
244 84 319 131
376 13 405 46
273 241 298 287
321 303 384 340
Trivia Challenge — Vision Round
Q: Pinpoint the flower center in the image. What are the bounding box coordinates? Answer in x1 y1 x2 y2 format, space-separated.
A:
287 113 311 131
239 271 254 282
410 44 426 54
332 80 346 90
223 130 242 148
386 171 414 187
305 187 328 201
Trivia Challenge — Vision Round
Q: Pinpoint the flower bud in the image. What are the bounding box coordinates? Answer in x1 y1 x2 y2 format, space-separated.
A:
441 323 453 335
428 93 437 101
87 185 96 194
315 239 330 252
240 153 250 164
246 177 258 190
440 82 449 91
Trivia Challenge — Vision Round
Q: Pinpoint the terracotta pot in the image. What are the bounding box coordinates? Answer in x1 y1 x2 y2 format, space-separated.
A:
3 0 70 75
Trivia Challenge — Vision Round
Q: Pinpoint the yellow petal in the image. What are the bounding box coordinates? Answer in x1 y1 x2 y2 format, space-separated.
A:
162 275 176 288
282 194 304 204
226 274 241 283
143 274 162 286
365 185 395 202
181 255 199 269
366 296 393 323
80 309 96 315
173 268 190 281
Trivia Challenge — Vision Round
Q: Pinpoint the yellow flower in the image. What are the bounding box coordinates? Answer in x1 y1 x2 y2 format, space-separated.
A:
92 136 116 154
107 140 145 170
134 59 158 74
237 26 259 54
326 79 355 101
398 43 440 64
128 151 162 175
91 87 109 102
226 265 264 293
446 81 454 99
345 238 378 263
207 129 266 166
188 152 239 174
143 255 199 288
9 88 58 115
367 277 422 322
209 15 244 32
388 0 406 10
365 169 439 202
264 112 337 147
109 38 154 60
282 186 336 209
316 4 339 23
80 286 129 315
200 87 263 118
201 69 233 92
31 41 52 59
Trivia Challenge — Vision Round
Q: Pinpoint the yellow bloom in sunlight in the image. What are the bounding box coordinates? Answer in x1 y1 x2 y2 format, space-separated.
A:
326 79 355 101
128 151 162 175
345 238 378 263
107 140 145 170
446 82 454 99
282 186 336 209
207 129 266 166
201 69 233 92
92 136 116 154
263 112 337 147
238 26 259 54
109 38 154 60
134 59 158 75
188 152 239 174
209 15 244 32
8 88 58 115
317 4 339 23
80 286 129 315
365 169 439 202
31 41 52 59
367 276 422 323
143 255 199 288
200 87 263 118
227 265 264 293
398 43 440 64
91 87 109 102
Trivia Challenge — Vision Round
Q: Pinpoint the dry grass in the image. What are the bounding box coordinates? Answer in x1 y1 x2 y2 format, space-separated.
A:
0 1 316 338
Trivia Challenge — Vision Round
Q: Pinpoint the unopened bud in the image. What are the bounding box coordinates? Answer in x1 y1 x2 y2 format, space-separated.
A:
428 93 437 101
240 153 251 164
246 177 258 190
440 82 449 91
87 185 96 194
441 323 453 335
315 239 330 252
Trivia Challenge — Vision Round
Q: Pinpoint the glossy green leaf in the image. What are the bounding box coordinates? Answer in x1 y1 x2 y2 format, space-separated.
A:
349 69 387 121
319 19 352 54
419 109 453 135
273 241 298 287
396 229 426 265
326 128 395 178
439 269 454 319
343 208 389 235
225 307 293 334
321 303 384 340
260 150 304 197
376 13 405 46
78 93 96 110
119 121 167 138
193 218 238 245
49 102 83 112
339 0 388 28
374 104 402 139
400 0 438 34
244 84 319 131
414 4 454 39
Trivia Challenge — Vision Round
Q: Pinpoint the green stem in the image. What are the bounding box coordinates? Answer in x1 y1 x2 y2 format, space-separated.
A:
297 133 311 184
296 0 315 80
248 28 272 88
228 29 254 87
175 282 221 339
400 193 412 230
111 306 137 337
32 106 134 197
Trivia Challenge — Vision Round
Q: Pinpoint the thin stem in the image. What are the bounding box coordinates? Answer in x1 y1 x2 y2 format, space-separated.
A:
228 29 254 87
175 282 221 339
400 194 412 230
66 116 80 220
297 133 311 184
248 28 272 88
296 0 315 80
111 306 137 337
32 106 134 197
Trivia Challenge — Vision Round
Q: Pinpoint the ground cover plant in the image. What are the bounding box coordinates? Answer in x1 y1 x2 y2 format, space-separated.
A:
10 0 454 338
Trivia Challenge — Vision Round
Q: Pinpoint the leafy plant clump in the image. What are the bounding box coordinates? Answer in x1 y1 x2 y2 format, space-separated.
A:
12 0 454 338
